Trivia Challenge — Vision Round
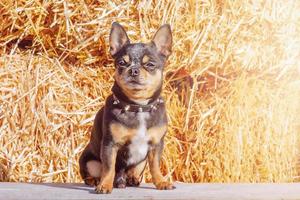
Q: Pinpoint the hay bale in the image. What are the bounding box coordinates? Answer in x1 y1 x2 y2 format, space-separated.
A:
0 0 299 183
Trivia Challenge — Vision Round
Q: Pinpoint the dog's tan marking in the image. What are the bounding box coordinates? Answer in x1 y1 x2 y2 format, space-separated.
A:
110 122 166 146
148 148 164 184
110 123 137 144
148 125 167 145
96 146 118 194
139 68 162 97
148 148 173 190
123 55 130 63
142 55 150 63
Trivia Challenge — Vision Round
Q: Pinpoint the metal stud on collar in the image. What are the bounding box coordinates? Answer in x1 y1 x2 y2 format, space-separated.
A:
151 105 157 111
113 99 120 105
158 98 164 103
112 95 120 105
124 105 130 111
113 94 163 113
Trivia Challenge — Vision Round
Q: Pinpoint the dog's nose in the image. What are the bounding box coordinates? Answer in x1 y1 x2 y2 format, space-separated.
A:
130 68 139 76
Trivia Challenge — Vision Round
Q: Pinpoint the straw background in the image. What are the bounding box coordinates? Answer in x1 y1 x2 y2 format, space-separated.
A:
0 0 300 183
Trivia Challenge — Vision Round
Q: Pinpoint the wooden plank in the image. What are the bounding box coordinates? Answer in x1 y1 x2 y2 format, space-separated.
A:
0 182 299 200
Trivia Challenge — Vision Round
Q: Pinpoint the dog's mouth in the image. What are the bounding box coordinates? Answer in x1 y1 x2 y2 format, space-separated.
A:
129 80 143 85
126 79 148 92
127 77 146 86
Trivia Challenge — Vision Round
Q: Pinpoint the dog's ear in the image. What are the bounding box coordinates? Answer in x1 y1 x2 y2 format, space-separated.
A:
109 22 130 56
152 24 172 58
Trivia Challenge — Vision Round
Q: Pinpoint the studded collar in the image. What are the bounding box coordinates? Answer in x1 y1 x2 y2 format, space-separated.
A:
112 94 164 113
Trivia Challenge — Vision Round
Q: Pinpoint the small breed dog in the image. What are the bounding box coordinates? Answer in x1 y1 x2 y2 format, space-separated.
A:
79 22 174 194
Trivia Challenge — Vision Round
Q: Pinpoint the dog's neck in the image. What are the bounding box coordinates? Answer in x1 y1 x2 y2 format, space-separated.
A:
111 82 162 106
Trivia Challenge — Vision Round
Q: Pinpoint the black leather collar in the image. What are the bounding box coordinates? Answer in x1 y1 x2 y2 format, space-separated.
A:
112 94 164 113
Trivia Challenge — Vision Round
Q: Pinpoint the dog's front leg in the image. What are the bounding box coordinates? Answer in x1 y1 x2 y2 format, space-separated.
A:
95 143 118 194
148 141 174 190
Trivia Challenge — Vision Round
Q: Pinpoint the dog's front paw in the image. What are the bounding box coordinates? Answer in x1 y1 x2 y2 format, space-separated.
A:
95 182 113 194
155 181 175 190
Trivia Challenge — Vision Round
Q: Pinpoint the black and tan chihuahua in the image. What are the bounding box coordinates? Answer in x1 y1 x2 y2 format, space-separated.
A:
79 22 174 194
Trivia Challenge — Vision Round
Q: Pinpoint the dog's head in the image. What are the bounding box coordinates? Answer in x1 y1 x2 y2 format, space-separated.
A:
109 22 172 104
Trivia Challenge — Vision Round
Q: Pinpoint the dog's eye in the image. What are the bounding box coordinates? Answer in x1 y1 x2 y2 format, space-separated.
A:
145 62 155 68
118 59 127 66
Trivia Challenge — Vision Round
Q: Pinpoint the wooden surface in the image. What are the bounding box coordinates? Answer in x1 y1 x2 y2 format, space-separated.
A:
0 182 300 200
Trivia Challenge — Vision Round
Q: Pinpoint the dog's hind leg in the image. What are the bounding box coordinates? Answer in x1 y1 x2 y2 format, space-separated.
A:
79 145 101 186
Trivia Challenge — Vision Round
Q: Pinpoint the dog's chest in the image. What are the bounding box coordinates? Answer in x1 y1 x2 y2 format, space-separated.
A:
110 111 167 166
126 112 149 165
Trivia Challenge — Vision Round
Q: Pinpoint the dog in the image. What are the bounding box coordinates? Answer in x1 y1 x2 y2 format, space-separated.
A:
79 22 174 194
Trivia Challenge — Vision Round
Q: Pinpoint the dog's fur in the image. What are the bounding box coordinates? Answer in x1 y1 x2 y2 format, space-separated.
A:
79 22 174 194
